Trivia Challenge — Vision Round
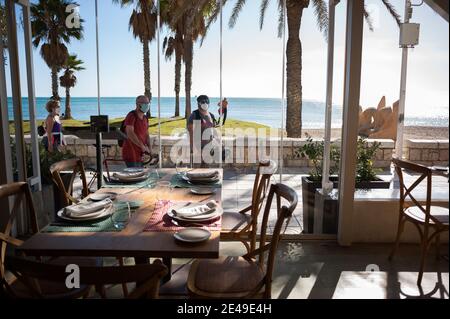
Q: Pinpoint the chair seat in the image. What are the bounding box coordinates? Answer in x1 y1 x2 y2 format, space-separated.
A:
8 277 91 299
221 212 252 232
48 256 103 268
405 206 449 225
5 256 100 299
187 256 264 298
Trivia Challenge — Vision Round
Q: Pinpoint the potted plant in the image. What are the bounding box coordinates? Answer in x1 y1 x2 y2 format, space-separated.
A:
297 135 390 233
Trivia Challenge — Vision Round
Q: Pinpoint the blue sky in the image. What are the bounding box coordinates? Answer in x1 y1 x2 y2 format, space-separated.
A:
8 0 450 117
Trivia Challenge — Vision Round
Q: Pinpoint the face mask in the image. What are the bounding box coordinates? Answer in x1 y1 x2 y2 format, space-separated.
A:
139 103 150 113
55 108 61 115
200 103 209 111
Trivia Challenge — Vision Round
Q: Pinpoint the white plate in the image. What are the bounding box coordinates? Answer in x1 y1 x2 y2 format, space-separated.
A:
190 187 217 195
123 168 145 173
57 205 114 222
89 192 118 202
181 174 220 183
167 206 223 222
109 174 149 183
174 228 211 243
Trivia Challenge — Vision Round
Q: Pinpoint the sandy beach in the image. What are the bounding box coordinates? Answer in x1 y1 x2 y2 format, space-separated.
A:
302 126 449 140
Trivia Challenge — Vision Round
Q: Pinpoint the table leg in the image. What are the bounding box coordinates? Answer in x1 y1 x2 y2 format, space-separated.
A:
133 257 149 290
162 257 172 283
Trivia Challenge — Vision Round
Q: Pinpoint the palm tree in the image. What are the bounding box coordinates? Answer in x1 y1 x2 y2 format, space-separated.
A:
59 54 85 119
167 0 218 118
113 0 157 117
229 0 401 138
0 4 6 45
163 33 184 117
162 2 184 117
31 0 84 100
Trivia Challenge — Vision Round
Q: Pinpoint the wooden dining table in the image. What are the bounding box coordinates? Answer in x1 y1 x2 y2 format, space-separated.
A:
17 168 222 282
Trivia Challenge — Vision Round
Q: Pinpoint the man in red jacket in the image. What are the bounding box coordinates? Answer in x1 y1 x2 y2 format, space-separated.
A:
122 95 152 168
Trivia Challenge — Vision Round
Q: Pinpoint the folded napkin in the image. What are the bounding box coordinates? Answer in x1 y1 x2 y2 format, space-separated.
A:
64 198 112 217
186 170 219 180
172 200 218 218
113 170 147 181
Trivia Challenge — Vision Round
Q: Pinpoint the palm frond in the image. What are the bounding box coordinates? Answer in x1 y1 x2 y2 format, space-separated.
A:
229 0 247 28
381 0 401 27
259 0 271 30
311 0 328 38
364 6 374 32
277 0 285 39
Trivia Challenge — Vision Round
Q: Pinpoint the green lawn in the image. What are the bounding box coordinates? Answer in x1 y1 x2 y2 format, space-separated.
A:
10 117 272 136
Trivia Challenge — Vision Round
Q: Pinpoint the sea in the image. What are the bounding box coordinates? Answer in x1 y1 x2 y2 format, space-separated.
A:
5 97 449 129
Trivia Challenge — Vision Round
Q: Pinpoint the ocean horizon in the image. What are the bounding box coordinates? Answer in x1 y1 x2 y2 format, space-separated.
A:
6 97 449 129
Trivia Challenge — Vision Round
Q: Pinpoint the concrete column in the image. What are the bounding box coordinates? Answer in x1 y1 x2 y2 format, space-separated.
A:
338 0 365 246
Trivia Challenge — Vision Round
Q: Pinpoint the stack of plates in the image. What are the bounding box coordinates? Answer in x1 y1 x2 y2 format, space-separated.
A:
168 201 223 223
57 199 114 222
181 170 220 185
110 169 150 183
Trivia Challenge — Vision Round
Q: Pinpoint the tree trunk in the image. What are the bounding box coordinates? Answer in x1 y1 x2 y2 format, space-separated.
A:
143 40 152 117
64 87 72 119
174 48 182 117
184 35 193 119
51 66 59 100
285 1 304 138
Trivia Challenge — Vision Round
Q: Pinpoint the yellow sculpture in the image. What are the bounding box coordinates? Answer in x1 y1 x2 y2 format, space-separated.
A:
358 96 399 140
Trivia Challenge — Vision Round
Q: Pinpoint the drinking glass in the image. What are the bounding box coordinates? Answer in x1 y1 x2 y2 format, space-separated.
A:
111 202 131 230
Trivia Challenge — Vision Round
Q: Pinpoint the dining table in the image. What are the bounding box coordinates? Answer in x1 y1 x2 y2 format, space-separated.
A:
17 168 223 283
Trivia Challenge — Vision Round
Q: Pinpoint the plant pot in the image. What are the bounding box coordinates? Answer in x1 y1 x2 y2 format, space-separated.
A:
301 177 339 233
301 176 390 234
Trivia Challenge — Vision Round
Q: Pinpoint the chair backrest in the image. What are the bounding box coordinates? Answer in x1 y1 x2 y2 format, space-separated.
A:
4 256 168 299
50 158 89 207
392 157 436 224
253 183 297 297
251 160 278 218
0 182 39 295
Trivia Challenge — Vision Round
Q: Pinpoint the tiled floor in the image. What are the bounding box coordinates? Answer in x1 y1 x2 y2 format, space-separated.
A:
99 241 449 299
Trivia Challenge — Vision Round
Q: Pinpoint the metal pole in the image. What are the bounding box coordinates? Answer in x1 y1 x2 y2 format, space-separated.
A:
95 0 103 189
95 0 101 116
23 4 41 191
322 0 338 192
280 0 286 182
219 0 223 168
395 0 411 159
157 0 162 169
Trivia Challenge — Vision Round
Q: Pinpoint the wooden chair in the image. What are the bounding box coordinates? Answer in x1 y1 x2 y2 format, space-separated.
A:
187 183 298 299
50 158 129 296
0 182 96 298
50 158 89 208
221 160 278 252
4 256 167 299
390 157 449 286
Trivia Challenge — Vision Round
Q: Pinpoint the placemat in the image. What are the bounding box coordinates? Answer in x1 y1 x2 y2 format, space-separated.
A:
42 201 144 233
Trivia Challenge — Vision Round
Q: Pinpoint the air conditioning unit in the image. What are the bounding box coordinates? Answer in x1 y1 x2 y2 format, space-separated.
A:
399 23 420 47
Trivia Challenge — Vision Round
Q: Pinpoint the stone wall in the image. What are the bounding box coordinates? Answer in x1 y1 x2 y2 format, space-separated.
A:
23 135 448 169
403 139 449 167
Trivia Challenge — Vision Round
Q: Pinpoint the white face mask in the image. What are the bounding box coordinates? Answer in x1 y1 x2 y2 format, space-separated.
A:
200 103 209 111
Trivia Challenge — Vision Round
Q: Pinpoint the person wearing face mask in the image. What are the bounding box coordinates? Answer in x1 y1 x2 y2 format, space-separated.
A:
43 99 64 153
122 95 152 168
187 95 218 164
